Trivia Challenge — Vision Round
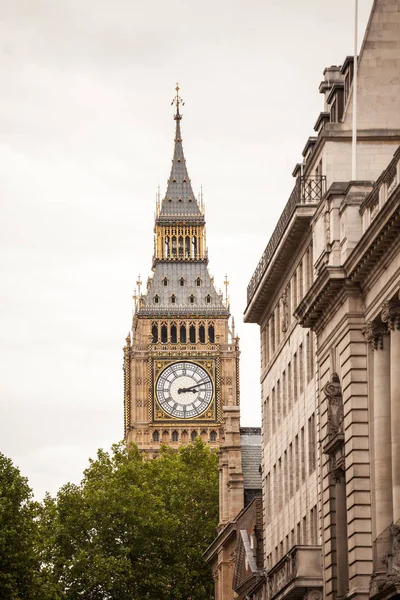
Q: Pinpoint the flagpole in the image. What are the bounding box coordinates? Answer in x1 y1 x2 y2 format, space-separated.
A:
352 0 358 180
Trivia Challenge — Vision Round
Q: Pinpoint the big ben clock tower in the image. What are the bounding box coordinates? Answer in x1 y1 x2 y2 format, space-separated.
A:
123 86 240 453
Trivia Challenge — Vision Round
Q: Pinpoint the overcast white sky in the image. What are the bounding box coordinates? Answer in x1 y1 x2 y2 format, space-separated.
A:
0 0 374 499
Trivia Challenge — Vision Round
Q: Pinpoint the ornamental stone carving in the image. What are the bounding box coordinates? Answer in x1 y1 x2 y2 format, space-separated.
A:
323 373 343 438
305 590 323 600
362 320 388 350
381 299 400 331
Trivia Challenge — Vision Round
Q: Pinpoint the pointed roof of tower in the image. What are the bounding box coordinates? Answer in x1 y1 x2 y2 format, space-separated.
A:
159 85 202 218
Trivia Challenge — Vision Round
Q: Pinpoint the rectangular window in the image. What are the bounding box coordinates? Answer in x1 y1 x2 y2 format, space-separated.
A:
295 435 300 491
301 426 306 482
265 473 271 524
310 505 318 544
277 379 281 427
272 387 276 434
283 450 288 504
308 413 316 474
293 353 298 403
270 314 275 354
292 271 297 309
299 343 304 394
278 458 282 512
265 324 270 366
289 443 294 497
282 371 286 418
287 362 292 411
298 260 303 302
303 515 307 544
297 522 301 544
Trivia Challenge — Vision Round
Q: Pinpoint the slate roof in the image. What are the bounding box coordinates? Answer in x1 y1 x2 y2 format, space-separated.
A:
240 428 262 490
159 116 202 218
138 261 229 316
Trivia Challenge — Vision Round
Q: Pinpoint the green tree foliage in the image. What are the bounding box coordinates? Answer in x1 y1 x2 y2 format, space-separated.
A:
38 439 219 600
0 452 53 599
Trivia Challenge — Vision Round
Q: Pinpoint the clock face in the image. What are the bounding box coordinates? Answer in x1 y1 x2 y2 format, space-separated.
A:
156 361 213 419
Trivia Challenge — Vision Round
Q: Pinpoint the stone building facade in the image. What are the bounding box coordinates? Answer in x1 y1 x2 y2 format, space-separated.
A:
244 2 400 600
123 86 239 454
204 424 263 600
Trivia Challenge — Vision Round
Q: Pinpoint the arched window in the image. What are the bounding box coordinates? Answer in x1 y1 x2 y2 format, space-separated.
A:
171 323 177 344
153 430 159 442
210 430 217 442
189 325 196 343
165 236 170 258
189 294 195 304
191 431 198 442
179 277 185 287
180 324 187 343
192 236 197 257
172 236 177 257
196 277 201 287
178 236 183 257
172 430 179 442
163 277 168 287
199 324 205 343
208 324 215 343
161 324 168 344
152 324 158 343
185 236 190 258
171 294 176 304
154 294 159 304
206 294 211 304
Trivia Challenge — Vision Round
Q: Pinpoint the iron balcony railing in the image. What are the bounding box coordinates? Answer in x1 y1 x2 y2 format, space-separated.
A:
247 176 326 304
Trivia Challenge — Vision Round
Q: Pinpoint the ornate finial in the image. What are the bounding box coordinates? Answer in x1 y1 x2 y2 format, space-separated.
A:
224 274 230 308
136 274 142 297
171 82 184 120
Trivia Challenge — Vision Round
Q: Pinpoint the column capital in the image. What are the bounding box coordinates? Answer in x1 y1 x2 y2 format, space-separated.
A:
381 299 400 331
362 320 389 350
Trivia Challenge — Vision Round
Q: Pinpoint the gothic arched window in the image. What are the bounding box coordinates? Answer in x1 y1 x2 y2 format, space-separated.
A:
208 324 215 343
165 236 170 258
154 294 159 304
171 294 176 304
178 236 183 257
172 236 177 257
189 324 196 344
172 430 179 442
179 277 185 287
180 324 187 343
196 277 201 287
206 294 211 304
163 277 168 287
210 430 217 442
189 294 195 304
161 324 168 344
185 236 190 258
153 430 159 443
171 323 177 344
199 324 205 343
152 324 158 343
191 431 198 442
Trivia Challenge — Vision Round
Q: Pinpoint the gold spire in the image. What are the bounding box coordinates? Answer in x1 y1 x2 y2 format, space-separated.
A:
171 82 184 121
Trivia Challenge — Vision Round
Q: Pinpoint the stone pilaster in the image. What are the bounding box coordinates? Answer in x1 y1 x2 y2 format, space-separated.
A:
382 300 400 524
363 321 392 574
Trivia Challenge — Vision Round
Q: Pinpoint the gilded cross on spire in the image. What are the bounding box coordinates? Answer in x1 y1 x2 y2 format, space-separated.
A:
171 83 184 121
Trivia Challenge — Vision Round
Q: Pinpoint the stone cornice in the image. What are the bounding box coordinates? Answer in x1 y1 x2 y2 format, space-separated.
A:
295 266 346 330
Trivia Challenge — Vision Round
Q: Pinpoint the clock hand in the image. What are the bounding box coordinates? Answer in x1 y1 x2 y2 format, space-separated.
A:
177 380 209 394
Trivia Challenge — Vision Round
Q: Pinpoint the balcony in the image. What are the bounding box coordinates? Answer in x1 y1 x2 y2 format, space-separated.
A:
266 546 323 600
245 177 325 322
